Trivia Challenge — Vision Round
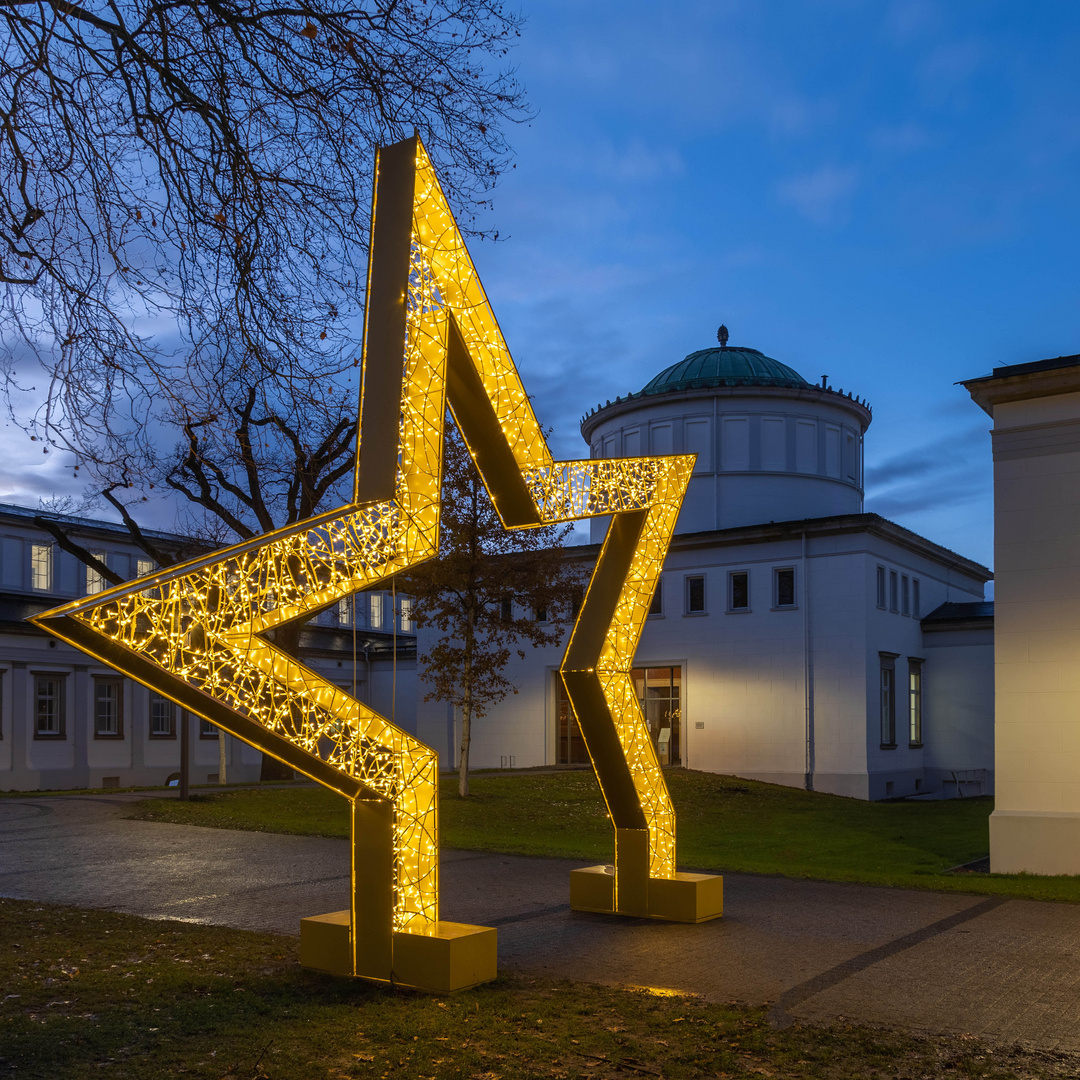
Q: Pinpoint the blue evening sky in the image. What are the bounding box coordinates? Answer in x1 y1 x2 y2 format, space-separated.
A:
462 0 1080 571
4 0 1079 575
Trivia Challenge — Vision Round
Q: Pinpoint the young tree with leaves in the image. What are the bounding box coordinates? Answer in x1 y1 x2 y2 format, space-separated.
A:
402 425 583 797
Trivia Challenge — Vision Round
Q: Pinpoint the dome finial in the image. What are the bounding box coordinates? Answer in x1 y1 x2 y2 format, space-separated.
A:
717 324 729 347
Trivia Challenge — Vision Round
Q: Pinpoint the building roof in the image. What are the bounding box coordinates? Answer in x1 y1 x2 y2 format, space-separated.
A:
640 346 812 395
921 600 994 625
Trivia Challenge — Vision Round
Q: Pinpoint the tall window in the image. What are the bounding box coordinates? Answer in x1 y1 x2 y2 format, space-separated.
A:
648 578 663 616
136 557 155 578
729 571 749 611
889 570 899 613
879 654 897 747
86 553 107 595
94 677 123 738
400 597 414 632
908 659 923 746
774 567 796 608
149 693 176 738
876 565 886 608
901 575 910 616
500 595 513 621
336 596 352 626
370 593 383 629
33 674 65 738
912 578 921 619
534 604 548 622
31 543 52 591
632 667 683 766
685 575 706 614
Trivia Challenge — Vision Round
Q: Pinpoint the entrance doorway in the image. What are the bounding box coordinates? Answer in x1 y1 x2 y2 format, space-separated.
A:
555 666 682 766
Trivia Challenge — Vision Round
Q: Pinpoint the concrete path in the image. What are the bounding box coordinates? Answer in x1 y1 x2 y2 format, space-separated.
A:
3 792 1080 1053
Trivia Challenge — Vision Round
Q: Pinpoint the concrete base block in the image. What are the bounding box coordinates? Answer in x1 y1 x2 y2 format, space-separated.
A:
300 911 497 992
570 866 723 922
991 809 1080 875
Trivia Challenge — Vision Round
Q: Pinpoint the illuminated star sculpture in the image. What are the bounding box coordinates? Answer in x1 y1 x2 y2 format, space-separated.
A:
30 136 721 993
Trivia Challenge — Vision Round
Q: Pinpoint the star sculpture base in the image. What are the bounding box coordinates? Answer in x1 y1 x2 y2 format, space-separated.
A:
569 867 723 923
300 912 497 993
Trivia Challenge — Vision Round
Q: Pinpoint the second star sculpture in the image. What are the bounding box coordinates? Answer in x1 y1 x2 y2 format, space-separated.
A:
30 136 722 993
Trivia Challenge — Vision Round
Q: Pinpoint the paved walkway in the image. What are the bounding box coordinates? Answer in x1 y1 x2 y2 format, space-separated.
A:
3 792 1080 1052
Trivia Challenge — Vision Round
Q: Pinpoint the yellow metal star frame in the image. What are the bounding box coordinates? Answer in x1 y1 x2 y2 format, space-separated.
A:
30 136 721 993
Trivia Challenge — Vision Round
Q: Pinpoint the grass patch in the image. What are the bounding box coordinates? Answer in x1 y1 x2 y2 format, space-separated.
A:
130 770 1080 903
2 897 1073 1080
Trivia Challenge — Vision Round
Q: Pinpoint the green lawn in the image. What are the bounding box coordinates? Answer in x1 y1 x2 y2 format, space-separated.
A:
1 897 1065 1080
130 769 1080 903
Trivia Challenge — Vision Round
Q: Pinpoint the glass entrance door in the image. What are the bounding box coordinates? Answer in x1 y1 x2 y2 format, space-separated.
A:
555 675 590 764
632 667 682 766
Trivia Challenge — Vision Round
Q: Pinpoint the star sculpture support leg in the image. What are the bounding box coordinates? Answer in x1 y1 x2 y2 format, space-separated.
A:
30 138 719 996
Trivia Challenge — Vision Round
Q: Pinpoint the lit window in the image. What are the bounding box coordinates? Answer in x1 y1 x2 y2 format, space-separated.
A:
34 674 65 738
94 677 123 738
876 565 886 608
880 654 897 747
889 570 899 613
400 597 414 632
901 575 910 616
136 558 155 578
774 567 796 608
370 593 383 629
337 596 352 625
648 578 662 616
685 575 705 614
908 659 923 746
86 553 107 595
728 571 749 611
31 543 52 591
149 693 175 738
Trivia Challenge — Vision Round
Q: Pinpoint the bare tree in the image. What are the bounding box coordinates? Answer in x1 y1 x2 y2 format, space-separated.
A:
401 425 582 797
0 0 527 516
1 2 528 779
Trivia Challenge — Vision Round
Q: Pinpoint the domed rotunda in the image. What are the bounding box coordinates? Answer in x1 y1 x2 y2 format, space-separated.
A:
580 328 872 541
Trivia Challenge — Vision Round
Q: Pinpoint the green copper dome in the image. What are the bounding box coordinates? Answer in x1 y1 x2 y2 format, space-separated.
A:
641 346 812 396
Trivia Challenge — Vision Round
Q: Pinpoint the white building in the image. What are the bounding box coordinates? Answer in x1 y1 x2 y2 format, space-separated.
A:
417 336 995 800
0 504 415 791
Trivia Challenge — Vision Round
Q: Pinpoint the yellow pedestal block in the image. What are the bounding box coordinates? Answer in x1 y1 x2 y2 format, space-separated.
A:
569 867 723 923
299 911 498 992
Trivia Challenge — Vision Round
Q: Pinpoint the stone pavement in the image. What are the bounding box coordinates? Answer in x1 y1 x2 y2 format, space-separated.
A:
2 792 1080 1052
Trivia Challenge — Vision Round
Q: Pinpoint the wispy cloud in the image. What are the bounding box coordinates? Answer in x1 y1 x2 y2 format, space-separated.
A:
776 165 860 225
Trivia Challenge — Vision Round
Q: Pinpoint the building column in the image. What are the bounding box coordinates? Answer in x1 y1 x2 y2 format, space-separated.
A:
966 359 1080 873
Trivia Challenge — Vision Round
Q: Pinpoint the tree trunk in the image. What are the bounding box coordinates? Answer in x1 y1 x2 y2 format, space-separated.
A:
218 728 227 785
458 602 476 798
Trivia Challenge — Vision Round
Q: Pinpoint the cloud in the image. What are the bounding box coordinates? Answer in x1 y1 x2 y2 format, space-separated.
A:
775 165 860 225
864 422 991 520
870 122 933 155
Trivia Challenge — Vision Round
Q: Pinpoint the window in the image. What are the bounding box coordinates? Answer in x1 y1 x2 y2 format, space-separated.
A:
912 579 921 619
648 578 663 616
534 604 548 623
94 677 123 738
728 571 749 611
336 596 352 626
136 558 155 578
632 667 683 766
500 595 513 621
774 567 796 608
685 575 706 614
149 693 176 738
880 654 897 747
901 575 910 616
400 597 414 632
31 543 52 591
876 565 886 608
370 593 383 629
33 674 65 738
889 570 899 613
908 659 923 746
86 553 108 595
199 718 218 739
